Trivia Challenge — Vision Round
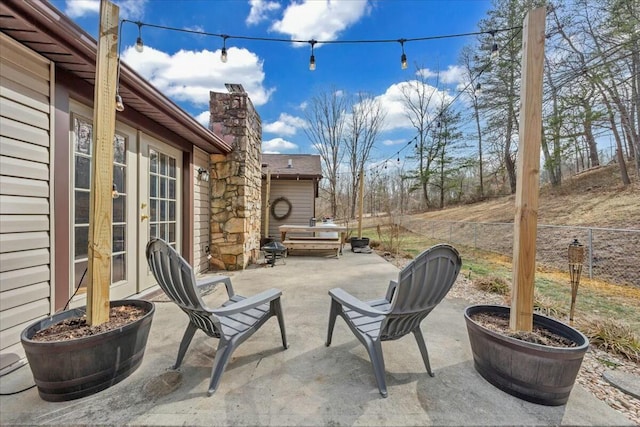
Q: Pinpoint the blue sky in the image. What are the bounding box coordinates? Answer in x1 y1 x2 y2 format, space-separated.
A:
53 0 493 163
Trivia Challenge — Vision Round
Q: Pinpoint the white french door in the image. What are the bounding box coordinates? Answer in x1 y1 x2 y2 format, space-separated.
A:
137 134 182 290
70 105 137 302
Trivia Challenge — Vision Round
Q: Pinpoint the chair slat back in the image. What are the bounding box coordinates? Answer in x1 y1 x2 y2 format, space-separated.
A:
380 244 461 340
146 238 207 312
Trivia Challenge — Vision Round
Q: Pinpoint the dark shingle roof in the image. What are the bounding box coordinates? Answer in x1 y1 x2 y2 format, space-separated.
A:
261 154 322 179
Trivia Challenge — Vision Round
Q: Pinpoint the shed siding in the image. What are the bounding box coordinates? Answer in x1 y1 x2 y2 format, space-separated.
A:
0 34 52 373
263 180 315 238
193 148 210 274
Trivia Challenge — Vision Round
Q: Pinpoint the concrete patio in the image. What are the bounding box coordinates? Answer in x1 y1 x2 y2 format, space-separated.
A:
0 249 633 426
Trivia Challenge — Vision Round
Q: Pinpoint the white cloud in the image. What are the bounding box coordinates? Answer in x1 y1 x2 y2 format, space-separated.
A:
195 111 210 127
381 139 405 146
118 0 147 19
65 0 99 18
246 0 281 25
271 0 370 43
121 45 275 107
440 65 465 84
65 0 146 19
298 101 308 111
184 25 205 33
416 68 437 79
263 113 306 136
263 137 298 153
374 81 452 132
415 66 464 85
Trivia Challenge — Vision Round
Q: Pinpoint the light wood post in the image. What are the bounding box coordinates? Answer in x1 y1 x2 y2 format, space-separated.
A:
510 7 546 332
264 169 271 237
87 0 119 325
357 170 364 238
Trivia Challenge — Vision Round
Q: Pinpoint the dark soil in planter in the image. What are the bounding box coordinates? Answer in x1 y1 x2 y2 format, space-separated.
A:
470 311 579 348
31 305 147 342
22 300 155 401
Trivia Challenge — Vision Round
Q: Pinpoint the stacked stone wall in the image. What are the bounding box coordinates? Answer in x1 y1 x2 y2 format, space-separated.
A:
208 91 262 270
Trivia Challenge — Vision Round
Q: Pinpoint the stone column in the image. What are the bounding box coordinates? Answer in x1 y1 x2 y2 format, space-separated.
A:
208 89 262 270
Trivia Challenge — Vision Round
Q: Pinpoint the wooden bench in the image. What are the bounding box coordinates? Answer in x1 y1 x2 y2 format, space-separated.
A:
279 224 347 257
282 239 342 256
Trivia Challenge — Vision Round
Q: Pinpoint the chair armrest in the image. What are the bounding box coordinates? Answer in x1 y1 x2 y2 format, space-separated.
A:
328 288 387 317
211 288 282 316
385 280 398 302
197 275 235 298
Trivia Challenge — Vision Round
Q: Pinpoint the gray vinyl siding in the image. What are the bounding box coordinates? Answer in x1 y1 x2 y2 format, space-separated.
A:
194 148 210 274
0 33 53 373
263 180 315 239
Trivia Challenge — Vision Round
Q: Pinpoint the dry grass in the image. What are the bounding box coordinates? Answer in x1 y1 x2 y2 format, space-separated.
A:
473 276 510 295
581 319 640 363
411 163 639 229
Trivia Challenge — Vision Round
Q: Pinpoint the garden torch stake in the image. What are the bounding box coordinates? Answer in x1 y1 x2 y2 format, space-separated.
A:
568 239 585 326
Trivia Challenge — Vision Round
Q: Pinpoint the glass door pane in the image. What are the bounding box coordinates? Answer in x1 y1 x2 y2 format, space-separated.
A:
71 115 133 298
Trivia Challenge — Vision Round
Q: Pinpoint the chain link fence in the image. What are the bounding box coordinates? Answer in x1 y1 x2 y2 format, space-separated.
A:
400 218 640 287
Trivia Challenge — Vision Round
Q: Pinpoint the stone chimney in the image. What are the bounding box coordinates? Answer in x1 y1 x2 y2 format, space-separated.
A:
208 84 262 270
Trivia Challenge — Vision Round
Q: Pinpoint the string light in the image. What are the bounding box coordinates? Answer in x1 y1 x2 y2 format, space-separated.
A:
221 35 228 63
135 21 144 53
399 39 408 70
309 40 316 71
490 30 499 60
475 82 482 96
115 94 125 112
115 19 126 112
116 20 521 169
120 19 519 70
363 27 523 177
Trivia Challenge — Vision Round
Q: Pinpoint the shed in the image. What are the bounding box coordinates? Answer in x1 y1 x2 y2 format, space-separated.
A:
261 154 322 239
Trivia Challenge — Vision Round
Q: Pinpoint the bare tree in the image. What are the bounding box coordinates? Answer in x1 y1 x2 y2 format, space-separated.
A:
344 92 386 218
303 89 347 217
460 46 485 197
400 66 444 207
550 0 633 185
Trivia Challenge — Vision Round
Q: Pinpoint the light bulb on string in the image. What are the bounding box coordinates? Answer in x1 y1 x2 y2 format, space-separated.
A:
490 30 499 60
135 22 144 53
115 94 125 112
475 82 482 96
399 39 408 70
309 40 317 71
221 35 228 63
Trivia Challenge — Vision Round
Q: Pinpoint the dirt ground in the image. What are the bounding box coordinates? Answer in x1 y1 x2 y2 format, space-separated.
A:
413 164 639 229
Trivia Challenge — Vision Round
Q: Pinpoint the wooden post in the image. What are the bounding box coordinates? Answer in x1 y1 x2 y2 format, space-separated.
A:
87 0 119 326
510 7 546 332
357 170 364 238
264 169 271 237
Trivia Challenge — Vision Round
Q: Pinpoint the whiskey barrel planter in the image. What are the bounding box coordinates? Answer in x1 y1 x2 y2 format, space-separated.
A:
464 305 588 406
21 299 155 402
